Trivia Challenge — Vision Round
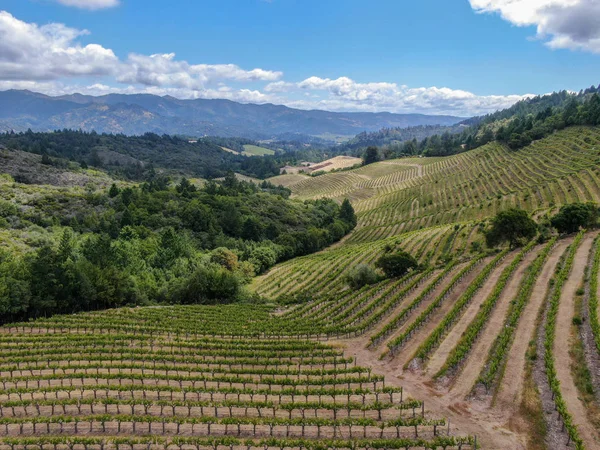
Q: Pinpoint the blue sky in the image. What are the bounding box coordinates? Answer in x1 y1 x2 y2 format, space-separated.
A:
1 0 599 115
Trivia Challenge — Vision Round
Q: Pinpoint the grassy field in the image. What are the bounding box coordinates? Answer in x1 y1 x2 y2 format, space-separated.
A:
242 144 276 156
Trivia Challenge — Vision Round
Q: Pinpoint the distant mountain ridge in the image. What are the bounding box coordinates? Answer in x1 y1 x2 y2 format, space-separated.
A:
0 90 464 139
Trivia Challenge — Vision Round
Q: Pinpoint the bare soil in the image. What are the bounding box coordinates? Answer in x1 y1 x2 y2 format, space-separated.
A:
496 238 572 408
553 234 600 448
424 251 520 376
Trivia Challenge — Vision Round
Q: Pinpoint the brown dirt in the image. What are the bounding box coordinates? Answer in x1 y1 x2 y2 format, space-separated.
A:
391 259 493 368
553 234 600 448
333 336 527 449
449 247 542 399
424 251 521 376
366 269 444 348
496 238 572 408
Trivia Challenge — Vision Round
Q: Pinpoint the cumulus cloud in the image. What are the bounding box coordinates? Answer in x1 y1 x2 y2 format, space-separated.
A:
54 0 120 10
267 76 529 116
0 11 119 80
470 0 600 53
117 53 282 89
0 10 532 116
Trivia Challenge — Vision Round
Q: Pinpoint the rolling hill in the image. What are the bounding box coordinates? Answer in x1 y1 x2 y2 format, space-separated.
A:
253 125 600 449
0 89 463 139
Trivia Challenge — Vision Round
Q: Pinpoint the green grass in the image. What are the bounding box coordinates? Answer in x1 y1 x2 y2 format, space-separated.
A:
242 145 275 156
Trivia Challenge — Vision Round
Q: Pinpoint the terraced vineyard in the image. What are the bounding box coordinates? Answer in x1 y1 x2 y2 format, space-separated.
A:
4 126 600 449
254 127 600 449
0 307 477 450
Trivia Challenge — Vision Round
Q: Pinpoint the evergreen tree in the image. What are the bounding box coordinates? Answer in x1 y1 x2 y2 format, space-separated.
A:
362 146 380 166
108 184 120 198
339 198 357 229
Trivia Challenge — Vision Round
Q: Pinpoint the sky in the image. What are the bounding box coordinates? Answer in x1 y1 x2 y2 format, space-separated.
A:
1 0 600 116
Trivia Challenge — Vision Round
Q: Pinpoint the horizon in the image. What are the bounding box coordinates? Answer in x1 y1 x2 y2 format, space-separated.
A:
1 1 599 117
1 88 471 118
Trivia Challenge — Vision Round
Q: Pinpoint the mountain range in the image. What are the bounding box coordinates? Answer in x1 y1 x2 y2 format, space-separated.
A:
0 90 463 139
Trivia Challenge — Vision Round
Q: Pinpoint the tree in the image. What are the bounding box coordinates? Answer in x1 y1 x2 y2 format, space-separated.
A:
108 183 120 198
249 246 277 274
241 217 264 241
362 146 380 166
346 264 378 289
210 247 239 271
176 177 196 197
339 198 357 229
485 208 538 248
551 202 599 234
376 251 418 278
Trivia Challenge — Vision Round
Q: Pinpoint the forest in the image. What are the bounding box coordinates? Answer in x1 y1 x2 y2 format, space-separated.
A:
0 131 282 180
383 88 600 158
0 171 357 322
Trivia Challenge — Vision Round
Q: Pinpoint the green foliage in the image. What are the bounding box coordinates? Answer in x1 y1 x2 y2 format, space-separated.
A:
551 202 599 234
172 264 242 304
362 146 380 166
210 247 239 271
485 208 538 248
249 247 278 274
0 130 282 180
0 171 355 322
345 264 379 289
375 251 418 278
0 199 18 217
339 198 357 229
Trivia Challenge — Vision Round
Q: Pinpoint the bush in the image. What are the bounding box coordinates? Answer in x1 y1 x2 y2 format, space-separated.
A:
346 264 379 289
376 251 418 278
551 202 599 234
249 246 278 274
485 208 538 248
174 264 241 304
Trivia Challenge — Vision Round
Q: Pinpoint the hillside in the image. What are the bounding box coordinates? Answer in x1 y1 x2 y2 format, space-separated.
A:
0 90 463 139
255 125 600 449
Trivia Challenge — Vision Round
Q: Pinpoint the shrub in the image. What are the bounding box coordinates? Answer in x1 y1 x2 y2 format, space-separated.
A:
346 264 379 289
551 202 599 234
485 208 538 248
376 251 418 278
174 264 241 304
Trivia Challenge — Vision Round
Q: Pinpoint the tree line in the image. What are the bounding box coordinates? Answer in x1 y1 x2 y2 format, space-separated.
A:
0 171 357 322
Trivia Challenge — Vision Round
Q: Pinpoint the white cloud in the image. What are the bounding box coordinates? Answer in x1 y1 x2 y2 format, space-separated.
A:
54 0 120 10
470 0 600 53
0 11 119 80
0 10 533 116
266 76 530 116
117 53 282 89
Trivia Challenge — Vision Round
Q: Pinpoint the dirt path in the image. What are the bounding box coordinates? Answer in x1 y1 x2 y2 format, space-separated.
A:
335 337 527 449
391 259 491 369
553 234 600 448
496 239 571 409
449 247 542 399
370 266 465 350
425 251 519 376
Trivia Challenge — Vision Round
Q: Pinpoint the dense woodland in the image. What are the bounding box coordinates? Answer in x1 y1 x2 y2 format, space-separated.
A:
383 88 600 158
0 171 357 322
0 131 282 180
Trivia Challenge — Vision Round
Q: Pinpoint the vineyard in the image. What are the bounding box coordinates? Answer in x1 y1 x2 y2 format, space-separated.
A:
3 126 600 449
0 307 477 450
253 127 600 449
